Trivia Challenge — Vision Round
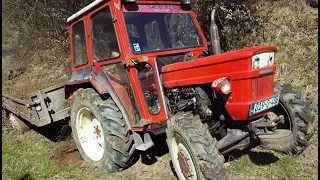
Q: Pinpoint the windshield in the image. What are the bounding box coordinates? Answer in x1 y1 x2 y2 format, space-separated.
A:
122 4 204 54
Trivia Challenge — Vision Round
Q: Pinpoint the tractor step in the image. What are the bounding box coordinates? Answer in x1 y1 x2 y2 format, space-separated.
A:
133 132 154 151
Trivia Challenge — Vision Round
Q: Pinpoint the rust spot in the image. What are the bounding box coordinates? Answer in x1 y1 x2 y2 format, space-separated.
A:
177 150 192 177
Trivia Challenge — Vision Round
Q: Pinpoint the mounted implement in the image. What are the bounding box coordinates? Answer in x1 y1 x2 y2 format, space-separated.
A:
3 84 70 129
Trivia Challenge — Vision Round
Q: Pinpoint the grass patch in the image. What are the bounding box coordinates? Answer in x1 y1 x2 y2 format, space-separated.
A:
227 150 317 180
2 131 318 180
2 133 135 180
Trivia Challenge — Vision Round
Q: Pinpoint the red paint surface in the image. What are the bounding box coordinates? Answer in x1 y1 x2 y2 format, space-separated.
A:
162 46 277 120
123 4 189 13
67 0 278 130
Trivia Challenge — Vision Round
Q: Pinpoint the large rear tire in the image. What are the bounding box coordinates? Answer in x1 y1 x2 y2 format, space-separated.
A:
166 112 227 180
70 88 135 172
273 83 315 154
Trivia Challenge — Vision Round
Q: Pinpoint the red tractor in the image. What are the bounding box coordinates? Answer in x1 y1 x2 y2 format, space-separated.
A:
3 0 314 179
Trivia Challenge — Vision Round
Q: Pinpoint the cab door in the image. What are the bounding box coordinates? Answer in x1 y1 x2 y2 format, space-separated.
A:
130 58 168 123
86 2 145 129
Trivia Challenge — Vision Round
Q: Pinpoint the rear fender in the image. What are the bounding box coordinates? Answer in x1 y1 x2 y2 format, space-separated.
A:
64 67 134 130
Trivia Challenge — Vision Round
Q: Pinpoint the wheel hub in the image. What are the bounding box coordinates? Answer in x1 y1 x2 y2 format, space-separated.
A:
177 144 194 179
92 119 104 146
93 120 102 138
94 126 101 137
76 108 105 161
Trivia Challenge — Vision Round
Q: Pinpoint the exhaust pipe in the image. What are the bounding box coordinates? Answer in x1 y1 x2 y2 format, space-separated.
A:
210 8 221 55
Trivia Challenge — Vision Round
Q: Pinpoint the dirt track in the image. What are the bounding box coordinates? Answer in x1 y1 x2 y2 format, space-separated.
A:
51 140 86 168
2 118 178 179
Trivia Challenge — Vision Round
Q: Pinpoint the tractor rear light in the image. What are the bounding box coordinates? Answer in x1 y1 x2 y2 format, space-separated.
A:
211 77 231 95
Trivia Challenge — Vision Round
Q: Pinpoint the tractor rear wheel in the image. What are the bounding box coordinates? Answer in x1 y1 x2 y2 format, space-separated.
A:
166 112 227 180
273 83 315 154
70 88 135 172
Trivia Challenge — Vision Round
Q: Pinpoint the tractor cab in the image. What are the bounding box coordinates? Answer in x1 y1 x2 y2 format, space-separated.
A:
67 0 207 129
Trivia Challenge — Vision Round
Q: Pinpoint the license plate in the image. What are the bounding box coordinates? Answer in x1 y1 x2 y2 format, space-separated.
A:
249 94 280 116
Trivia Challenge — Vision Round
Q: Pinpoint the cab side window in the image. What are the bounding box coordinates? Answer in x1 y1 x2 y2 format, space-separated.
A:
72 21 88 67
91 6 120 61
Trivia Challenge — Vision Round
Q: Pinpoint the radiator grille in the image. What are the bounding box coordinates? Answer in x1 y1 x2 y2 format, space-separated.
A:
251 75 274 100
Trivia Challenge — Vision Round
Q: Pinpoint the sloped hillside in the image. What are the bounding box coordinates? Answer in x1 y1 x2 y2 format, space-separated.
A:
2 0 318 179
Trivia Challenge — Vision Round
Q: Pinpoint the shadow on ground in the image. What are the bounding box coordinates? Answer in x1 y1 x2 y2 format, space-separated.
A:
224 148 279 165
138 133 178 179
140 133 169 165
19 173 34 180
31 119 72 142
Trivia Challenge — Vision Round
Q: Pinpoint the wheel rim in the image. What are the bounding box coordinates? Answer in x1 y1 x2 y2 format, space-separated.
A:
171 134 197 180
76 107 105 161
273 100 292 131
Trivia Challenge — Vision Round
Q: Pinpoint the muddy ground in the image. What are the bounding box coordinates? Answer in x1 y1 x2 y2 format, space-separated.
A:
2 111 318 180
2 115 179 180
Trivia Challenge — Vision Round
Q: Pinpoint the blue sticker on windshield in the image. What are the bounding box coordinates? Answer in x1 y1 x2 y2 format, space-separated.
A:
133 43 141 52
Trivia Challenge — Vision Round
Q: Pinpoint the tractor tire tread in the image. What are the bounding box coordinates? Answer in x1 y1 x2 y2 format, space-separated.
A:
274 82 314 154
166 111 228 180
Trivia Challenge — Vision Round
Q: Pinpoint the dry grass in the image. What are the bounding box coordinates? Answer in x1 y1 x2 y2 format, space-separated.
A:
2 130 176 180
1 0 318 179
2 50 69 99
2 129 317 180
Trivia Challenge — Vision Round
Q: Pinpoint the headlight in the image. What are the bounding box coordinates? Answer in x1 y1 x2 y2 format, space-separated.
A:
221 79 231 94
211 78 231 94
252 51 275 69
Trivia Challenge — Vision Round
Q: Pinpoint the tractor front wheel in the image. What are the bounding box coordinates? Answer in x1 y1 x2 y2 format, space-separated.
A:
273 83 315 154
166 112 227 180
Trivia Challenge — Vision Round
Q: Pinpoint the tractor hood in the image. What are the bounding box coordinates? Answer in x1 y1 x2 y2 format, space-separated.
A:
161 46 277 88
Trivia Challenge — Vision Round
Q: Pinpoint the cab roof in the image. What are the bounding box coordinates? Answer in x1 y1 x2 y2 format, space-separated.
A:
67 0 183 24
67 0 106 24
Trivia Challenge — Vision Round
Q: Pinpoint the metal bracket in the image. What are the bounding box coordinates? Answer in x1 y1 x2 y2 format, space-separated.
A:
247 116 277 135
133 132 154 151
132 118 150 128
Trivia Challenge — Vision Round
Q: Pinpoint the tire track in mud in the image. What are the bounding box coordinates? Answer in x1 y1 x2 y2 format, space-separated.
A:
50 140 86 168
